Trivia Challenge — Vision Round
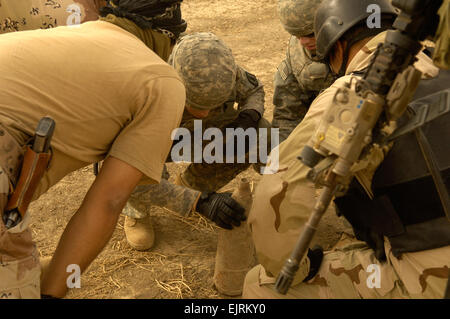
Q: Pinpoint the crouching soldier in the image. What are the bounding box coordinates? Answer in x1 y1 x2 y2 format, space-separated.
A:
122 32 274 251
243 0 450 299
0 0 189 299
272 0 336 142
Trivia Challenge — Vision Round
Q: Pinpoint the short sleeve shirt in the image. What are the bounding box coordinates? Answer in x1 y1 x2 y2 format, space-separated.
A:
0 21 185 197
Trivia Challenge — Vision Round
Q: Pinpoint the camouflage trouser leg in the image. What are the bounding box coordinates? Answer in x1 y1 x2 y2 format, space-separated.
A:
122 185 155 219
182 117 274 192
243 234 450 299
0 166 40 299
243 154 450 299
122 165 171 219
122 165 201 218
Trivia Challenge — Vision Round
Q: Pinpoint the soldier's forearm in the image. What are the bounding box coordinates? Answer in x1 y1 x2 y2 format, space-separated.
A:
239 85 266 116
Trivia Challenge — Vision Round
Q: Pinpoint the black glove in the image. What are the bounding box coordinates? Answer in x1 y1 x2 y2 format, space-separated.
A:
227 109 261 130
303 245 324 282
225 110 261 156
196 192 246 230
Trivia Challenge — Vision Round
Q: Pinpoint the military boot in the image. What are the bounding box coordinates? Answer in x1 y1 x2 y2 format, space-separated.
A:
124 215 155 251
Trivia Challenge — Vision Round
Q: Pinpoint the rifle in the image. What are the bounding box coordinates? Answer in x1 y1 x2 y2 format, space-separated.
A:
275 0 446 294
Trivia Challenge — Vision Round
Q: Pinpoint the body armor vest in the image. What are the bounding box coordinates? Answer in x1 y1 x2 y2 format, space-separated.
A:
334 70 450 261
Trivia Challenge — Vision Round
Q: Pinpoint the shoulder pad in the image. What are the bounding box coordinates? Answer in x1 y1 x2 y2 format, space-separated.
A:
245 71 259 88
307 62 330 79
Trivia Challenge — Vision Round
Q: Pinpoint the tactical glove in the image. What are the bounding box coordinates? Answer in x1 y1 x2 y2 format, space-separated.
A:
303 245 324 282
227 109 261 130
196 192 246 230
225 110 261 156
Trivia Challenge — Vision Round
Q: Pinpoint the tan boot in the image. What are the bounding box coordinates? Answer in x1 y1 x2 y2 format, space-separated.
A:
124 215 155 251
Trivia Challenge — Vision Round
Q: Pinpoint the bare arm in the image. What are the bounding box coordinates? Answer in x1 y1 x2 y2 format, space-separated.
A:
40 156 143 298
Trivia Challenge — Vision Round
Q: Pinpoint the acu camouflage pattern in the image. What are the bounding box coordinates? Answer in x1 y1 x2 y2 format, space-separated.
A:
0 0 105 33
272 36 335 142
277 0 323 37
169 32 238 110
123 179 201 219
123 55 269 219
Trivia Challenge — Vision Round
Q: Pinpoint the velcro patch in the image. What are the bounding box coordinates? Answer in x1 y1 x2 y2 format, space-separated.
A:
277 61 289 81
245 71 259 87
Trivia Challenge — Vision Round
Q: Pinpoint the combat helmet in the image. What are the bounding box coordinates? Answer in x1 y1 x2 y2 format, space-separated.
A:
315 0 397 60
169 32 237 110
278 0 323 37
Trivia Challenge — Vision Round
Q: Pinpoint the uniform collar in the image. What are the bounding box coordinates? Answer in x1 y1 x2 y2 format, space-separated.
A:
345 31 439 79
345 32 388 75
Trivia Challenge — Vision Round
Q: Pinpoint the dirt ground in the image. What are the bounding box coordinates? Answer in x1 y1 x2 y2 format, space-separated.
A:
30 0 351 299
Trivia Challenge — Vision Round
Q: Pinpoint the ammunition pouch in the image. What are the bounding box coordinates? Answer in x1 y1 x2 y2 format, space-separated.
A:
334 84 450 260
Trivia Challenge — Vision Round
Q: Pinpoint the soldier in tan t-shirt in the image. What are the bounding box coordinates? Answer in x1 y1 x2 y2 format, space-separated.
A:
0 2 188 299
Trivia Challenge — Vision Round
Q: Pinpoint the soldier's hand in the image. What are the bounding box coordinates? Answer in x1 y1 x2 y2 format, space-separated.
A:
227 109 261 130
225 110 261 156
196 192 246 229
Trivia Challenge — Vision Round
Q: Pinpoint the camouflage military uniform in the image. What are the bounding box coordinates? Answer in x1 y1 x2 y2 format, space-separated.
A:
0 160 40 299
242 32 450 299
272 0 335 142
124 33 269 219
272 36 335 142
0 0 105 33
433 0 450 69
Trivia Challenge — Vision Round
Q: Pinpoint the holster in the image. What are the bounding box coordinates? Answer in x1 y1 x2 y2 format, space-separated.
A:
5 146 50 218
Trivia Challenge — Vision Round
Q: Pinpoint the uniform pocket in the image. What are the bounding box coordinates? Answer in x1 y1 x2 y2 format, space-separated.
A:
0 255 41 299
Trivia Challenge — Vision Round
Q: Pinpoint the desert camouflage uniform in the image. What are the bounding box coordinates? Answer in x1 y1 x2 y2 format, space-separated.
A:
124 59 269 219
433 0 450 69
0 136 40 299
0 0 105 33
242 32 450 299
272 36 335 142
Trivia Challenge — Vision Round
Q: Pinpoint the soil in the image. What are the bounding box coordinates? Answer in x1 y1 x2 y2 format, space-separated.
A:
30 0 352 299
